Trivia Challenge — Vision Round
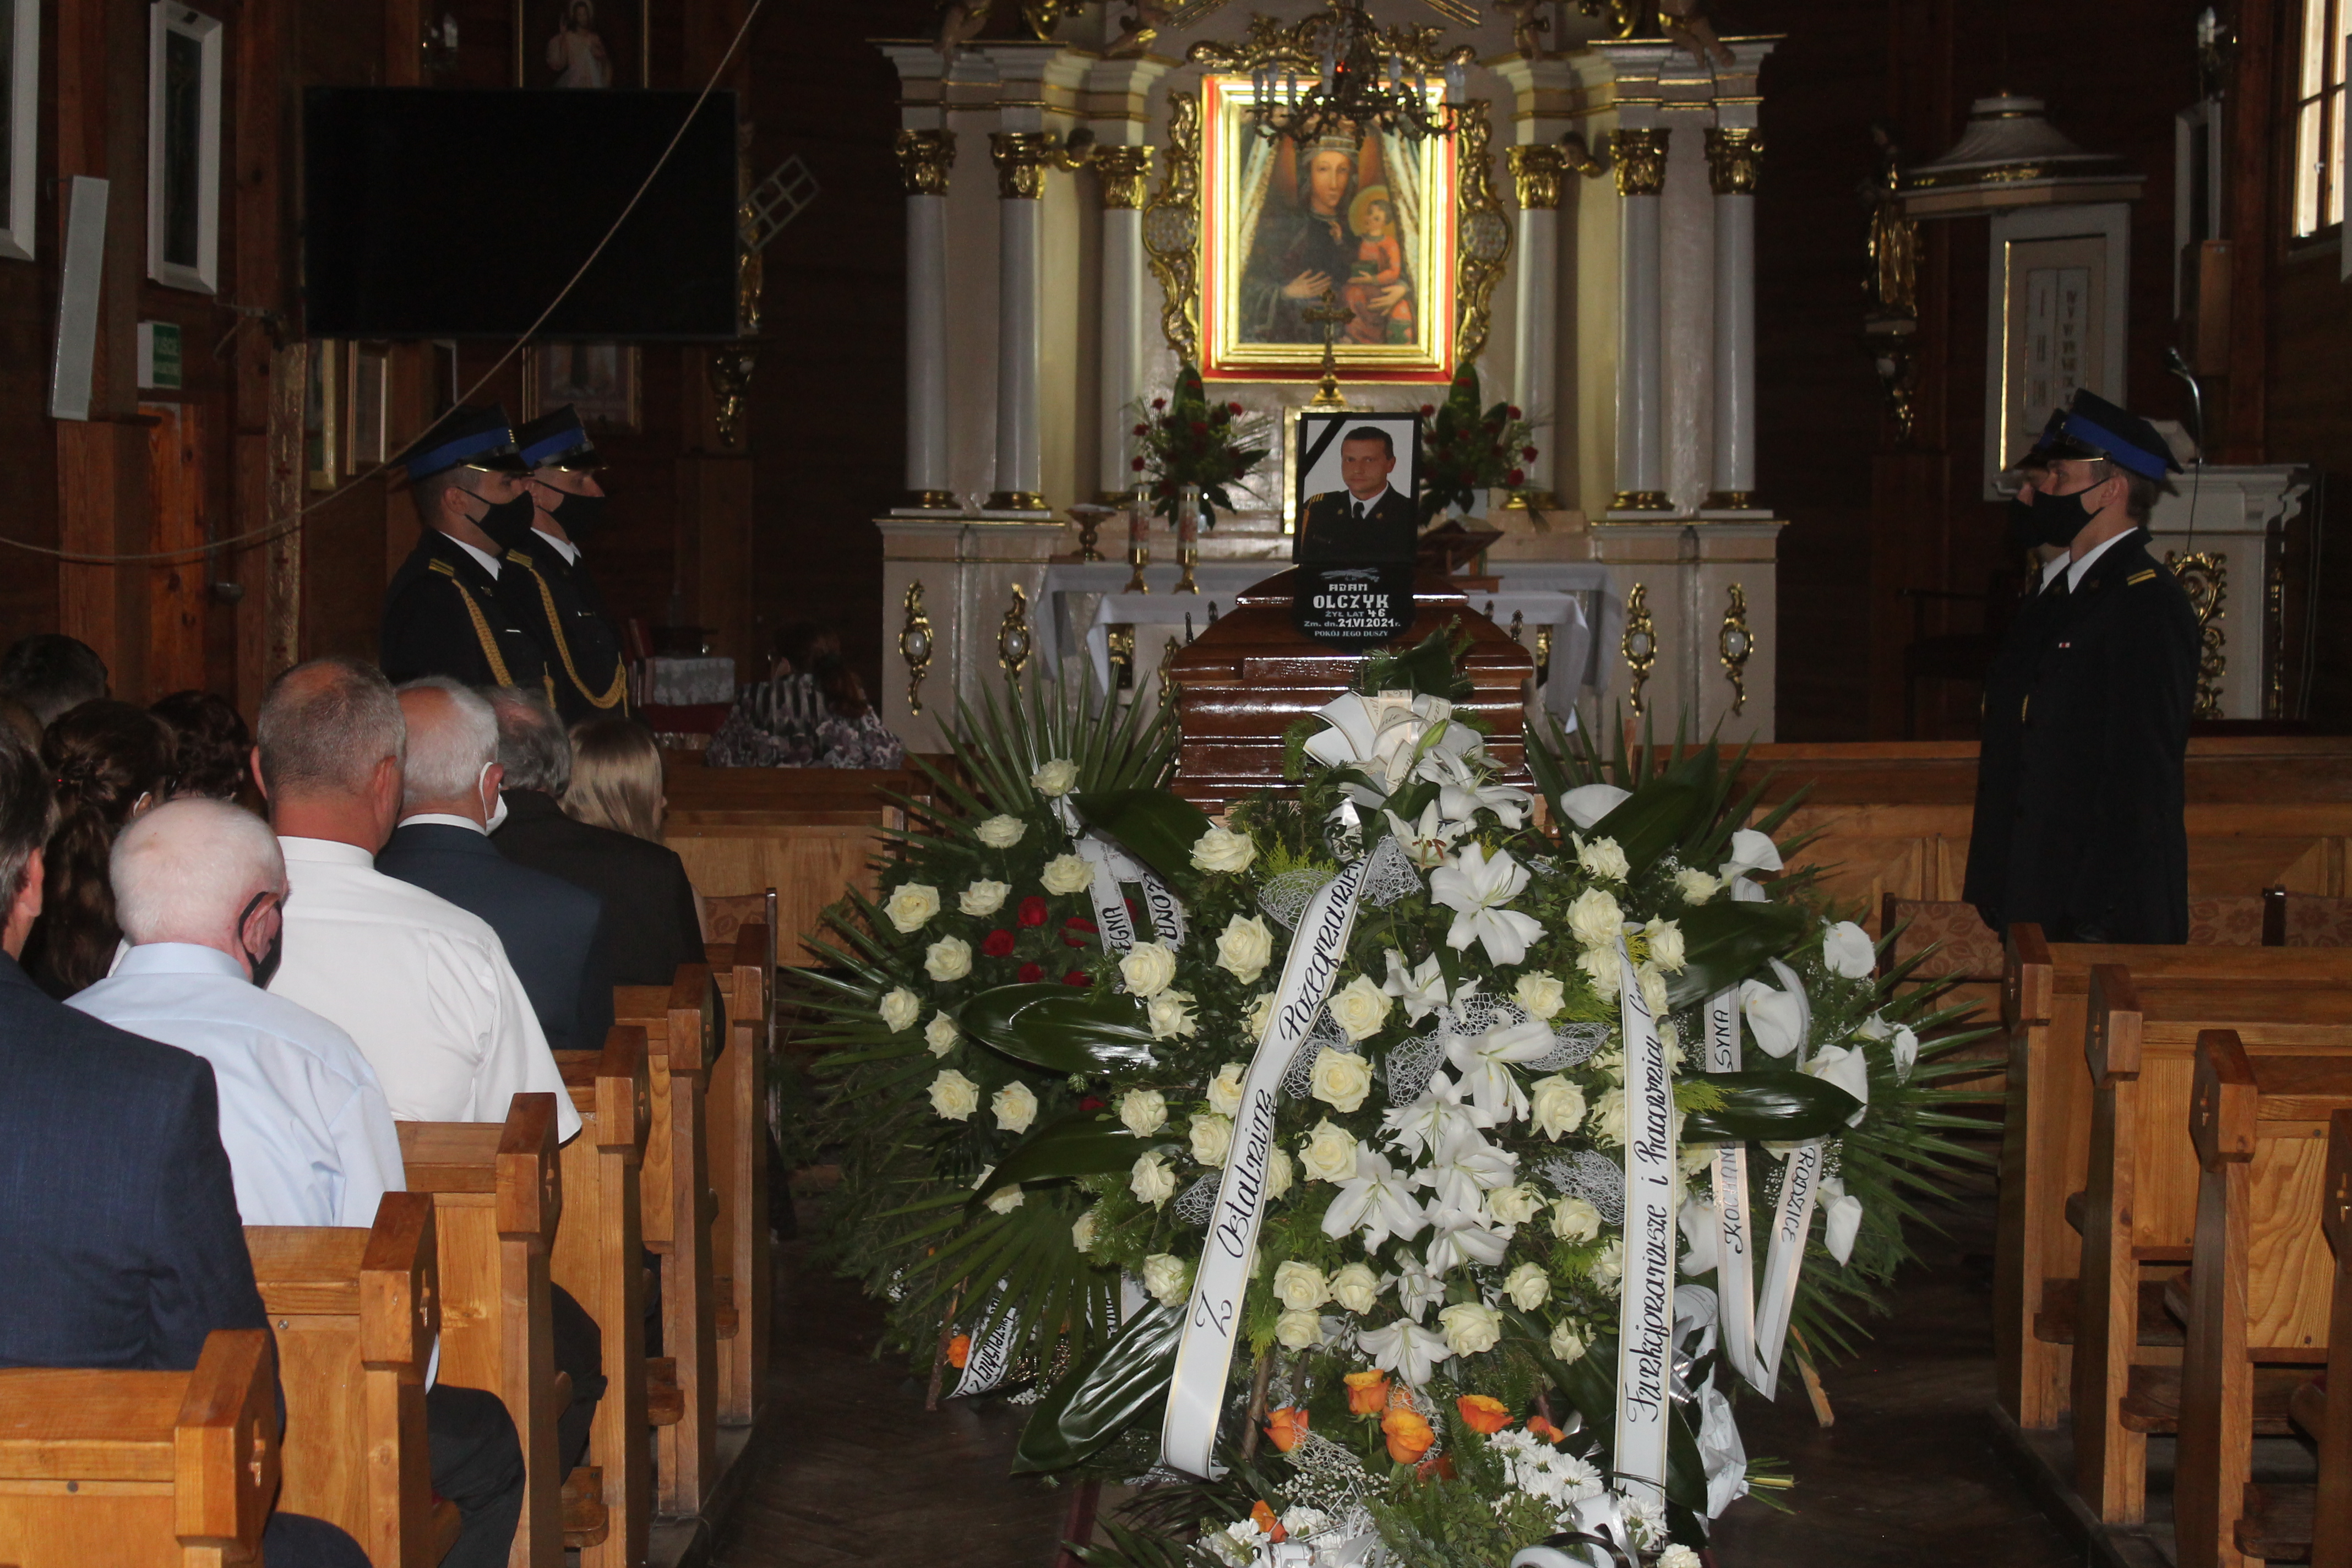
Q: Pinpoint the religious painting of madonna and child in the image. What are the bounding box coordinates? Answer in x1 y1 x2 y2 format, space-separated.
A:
1197 74 1457 386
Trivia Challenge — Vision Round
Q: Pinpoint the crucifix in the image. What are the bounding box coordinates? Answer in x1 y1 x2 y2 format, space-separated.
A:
1303 287 1354 409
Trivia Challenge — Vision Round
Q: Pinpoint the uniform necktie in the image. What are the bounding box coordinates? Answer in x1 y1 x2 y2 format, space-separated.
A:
1353 500 1366 522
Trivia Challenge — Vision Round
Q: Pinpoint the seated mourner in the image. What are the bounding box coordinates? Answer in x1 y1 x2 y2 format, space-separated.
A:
706 622 905 770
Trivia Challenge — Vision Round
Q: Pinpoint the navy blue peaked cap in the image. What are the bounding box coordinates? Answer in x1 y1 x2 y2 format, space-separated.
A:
402 404 529 482
2040 390 2183 481
513 405 601 471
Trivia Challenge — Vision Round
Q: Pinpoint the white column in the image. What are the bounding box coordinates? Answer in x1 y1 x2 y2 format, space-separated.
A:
989 142 1047 511
1097 153 1151 501
1507 150 1562 507
1597 43 1674 518
1702 41 1775 516
901 141 955 508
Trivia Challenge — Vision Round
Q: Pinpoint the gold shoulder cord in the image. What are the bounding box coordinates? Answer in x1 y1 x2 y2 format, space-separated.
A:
428 559 519 688
508 551 629 713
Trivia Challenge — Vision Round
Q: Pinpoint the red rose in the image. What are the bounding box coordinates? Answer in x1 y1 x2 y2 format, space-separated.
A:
1063 971 1092 987
1077 1095 1107 1112
1151 396 1166 409
1507 405 1523 419
1133 422 1150 437
1063 916 1098 948
981 928 1016 957
1018 961 1046 983
1131 456 1147 471
1190 421 1207 435
1522 445 1539 461
1505 468 1527 487
1419 404 1436 416
1017 896 1050 928
1227 401 1244 415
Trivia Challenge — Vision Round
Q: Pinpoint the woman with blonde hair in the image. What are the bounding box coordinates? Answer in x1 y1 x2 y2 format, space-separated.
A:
563 717 668 842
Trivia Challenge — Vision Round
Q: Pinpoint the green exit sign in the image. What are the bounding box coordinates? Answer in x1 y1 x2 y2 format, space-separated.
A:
138 322 183 390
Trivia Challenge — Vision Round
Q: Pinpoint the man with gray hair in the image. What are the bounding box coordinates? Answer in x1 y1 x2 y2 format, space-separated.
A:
376 678 612 1053
487 687 704 986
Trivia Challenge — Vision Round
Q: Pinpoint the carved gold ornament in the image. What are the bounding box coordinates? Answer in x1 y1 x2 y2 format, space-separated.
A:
1506 144 1571 210
1613 127 1670 198
998 584 1035 678
899 580 936 716
893 128 957 197
1623 582 1657 716
1453 101 1511 367
1704 126 1763 197
990 132 1054 200
1094 144 1155 209
2166 551 2227 719
1141 91 1204 359
1718 581 1752 715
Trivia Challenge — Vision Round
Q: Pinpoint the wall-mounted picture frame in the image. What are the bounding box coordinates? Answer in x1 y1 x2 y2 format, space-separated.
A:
524 342 639 432
147 2 223 293
516 0 647 89
0 0 39 262
304 340 340 491
1982 204 2130 499
347 344 389 469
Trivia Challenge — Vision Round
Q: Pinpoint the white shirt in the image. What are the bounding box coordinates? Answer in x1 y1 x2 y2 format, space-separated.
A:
70 944 407 1229
269 837 582 1142
2064 529 2134 594
402 812 484 836
448 535 503 580
537 531 580 567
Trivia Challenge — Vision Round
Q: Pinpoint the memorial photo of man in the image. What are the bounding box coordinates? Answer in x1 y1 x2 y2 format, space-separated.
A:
1297 425 1418 564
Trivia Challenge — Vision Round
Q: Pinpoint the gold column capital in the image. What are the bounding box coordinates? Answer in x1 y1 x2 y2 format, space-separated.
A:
893 128 956 197
989 130 1054 199
1093 144 1155 209
1613 126 1670 197
1507 144 1571 210
1705 126 1765 197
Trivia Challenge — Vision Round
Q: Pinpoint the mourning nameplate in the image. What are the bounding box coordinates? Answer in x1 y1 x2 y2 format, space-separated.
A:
1292 563 1416 649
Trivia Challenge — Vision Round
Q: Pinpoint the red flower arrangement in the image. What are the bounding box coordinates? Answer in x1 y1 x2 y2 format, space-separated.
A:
1417 365 1542 523
1129 362 1270 527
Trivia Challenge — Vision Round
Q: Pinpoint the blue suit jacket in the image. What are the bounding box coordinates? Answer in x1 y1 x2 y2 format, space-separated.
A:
0 951 267 1373
375 822 615 1053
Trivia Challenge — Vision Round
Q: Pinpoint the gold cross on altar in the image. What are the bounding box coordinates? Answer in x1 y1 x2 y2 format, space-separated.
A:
1303 287 1354 409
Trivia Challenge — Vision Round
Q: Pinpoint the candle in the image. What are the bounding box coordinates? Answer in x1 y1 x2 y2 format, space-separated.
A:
1128 500 1147 548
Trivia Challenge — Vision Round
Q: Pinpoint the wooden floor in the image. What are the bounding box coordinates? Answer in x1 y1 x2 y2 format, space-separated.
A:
720 1186 2076 1567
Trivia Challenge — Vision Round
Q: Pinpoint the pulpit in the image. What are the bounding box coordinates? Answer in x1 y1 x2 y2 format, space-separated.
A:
1163 569 1534 809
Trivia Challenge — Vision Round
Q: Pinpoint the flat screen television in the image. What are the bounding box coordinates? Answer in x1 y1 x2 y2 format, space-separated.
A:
303 87 739 340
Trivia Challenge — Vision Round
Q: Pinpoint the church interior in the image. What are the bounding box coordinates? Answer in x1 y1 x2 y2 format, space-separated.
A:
3 0 2352 1565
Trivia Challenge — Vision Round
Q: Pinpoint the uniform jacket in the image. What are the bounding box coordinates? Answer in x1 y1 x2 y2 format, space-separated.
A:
382 531 552 698
1295 485 1418 564
1963 529 2199 942
494 535 630 725
374 821 615 1053
491 790 704 987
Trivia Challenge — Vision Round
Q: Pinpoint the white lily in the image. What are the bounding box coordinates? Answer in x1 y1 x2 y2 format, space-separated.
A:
1820 1172 1864 1264
1443 1017 1556 1121
1381 799 1467 869
1382 949 1457 1024
1721 827 1784 902
1302 691 1472 805
1320 1147 1430 1249
1559 782 1631 830
1430 843 1545 967
1357 1317 1452 1387
1804 1042 1872 1126
1414 749 1531 829
1423 1202 1514 1275
1391 1255 1446 1321
1414 1127 1520 1212
1380 1070 1491 1160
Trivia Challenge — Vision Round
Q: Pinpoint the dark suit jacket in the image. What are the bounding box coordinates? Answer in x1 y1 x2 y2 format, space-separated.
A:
491 790 704 986
0 952 266 1373
1963 529 2199 943
494 537 630 726
382 532 552 698
1295 485 1418 565
375 821 615 1053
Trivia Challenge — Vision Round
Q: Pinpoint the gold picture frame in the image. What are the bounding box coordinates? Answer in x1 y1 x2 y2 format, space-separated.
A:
303 339 339 491
523 342 640 432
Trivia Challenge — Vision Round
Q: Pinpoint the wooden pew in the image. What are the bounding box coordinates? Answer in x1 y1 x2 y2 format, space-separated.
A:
613 970 722 1515
2299 1109 2352 1567
1995 930 2352 1430
549 1030 650 1568
701 907 772 1428
2172 1035 2352 1568
247 1192 446 1568
2060 969 2352 1523
397 1094 564 1568
0 1328 275 1567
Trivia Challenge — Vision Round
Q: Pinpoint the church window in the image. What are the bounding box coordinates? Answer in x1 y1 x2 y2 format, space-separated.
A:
2292 0 2352 235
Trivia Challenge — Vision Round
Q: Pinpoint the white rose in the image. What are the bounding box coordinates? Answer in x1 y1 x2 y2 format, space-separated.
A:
1029 758 1078 797
1551 1195 1602 1243
1577 835 1631 883
1487 1182 1542 1225
1119 941 1178 998
958 879 1010 917
1327 974 1393 1042
1266 1146 1294 1200
1140 1252 1190 1306
1214 914 1274 984
1309 1048 1372 1113
1191 824 1258 874
1513 971 1566 1022
928 1069 979 1121
1206 1062 1247 1117
1300 1119 1358 1183
1567 886 1624 950
1504 1261 1551 1310
1130 1152 1178 1207
1549 1318 1589 1363
1591 1086 1628 1146
1148 992 1199 1041
992 1080 1038 1134
1040 854 1093 896
1438 1300 1503 1357
878 986 921 1033
924 1012 959 1057
1587 1238 1625 1288
1529 1075 1587 1141
1822 919 1877 980
1275 1308 1324 1351
1273 1260 1329 1312
1638 962 1669 1019
986 1184 1025 1214
1243 992 1276 1037
883 882 940 933
1071 1207 1100 1253
925 935 972 982
1658 1548 1703 1568
1189 1112 1234 1168
1674 868 1722 905
1329 1261 1383 1314
1644 919 1687 973
1119 1088 1168 1136
976 814 1027 849
1577 944 1622 1001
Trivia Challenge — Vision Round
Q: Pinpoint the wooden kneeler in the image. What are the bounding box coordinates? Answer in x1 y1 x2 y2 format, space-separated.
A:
0 1328 276 1567
704 913 772 1427
2172 1034 2352 1568
551 1029 650 1568
247 1193 447 1568
614 968 722 1514
398 1093 565 1568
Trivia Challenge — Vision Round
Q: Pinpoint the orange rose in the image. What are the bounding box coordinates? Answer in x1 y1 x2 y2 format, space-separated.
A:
1456 1394 1512 1434
1527 1414 1567 1444
1264 1406 1310 1453
946 1334 972 1369
1250 1500 1286 1543
1344 1369 1392 1415
1381 1406 1435 1464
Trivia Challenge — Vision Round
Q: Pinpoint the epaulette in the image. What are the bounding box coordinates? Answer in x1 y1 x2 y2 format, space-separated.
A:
2126 569 2158 586
428 558 456 578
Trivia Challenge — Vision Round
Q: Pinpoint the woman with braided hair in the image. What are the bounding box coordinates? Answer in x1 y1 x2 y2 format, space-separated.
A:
22 701 173 997
706 622 903 770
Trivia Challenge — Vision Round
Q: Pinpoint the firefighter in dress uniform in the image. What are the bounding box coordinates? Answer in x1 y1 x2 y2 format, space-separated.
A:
499 406 630 724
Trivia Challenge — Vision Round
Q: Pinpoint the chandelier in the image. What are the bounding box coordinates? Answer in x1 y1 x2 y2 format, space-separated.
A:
1187 0 1478 144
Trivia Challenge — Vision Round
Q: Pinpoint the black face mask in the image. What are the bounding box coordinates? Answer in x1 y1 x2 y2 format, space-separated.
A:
2022 478 2107 549
238 889 285 990
464 488 541 552
2006 494 2043 557
546 487 608 542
